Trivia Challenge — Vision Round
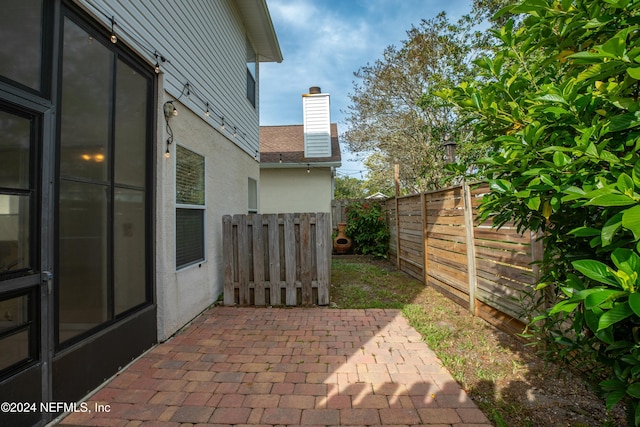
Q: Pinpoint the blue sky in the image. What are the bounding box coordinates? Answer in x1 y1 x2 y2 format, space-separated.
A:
259 0 474 177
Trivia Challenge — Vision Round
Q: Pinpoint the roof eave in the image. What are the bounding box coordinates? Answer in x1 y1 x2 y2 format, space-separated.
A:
260 161 342 169
234 0 283 63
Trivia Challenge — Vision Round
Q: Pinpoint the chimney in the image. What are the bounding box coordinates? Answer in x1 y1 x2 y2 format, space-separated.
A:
302 86 331 158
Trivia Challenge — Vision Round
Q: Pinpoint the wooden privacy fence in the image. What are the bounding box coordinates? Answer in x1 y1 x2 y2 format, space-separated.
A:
222 213 331 307
387 182 542 334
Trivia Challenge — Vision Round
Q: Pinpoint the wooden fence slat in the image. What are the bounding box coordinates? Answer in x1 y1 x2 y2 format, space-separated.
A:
284 213 297 306
316 212 330 305
252 214 265 305
236 214 250 305
421 193 429 286
268 214 280 305
464 182 478 315
223 215 235 306
300 213 312 305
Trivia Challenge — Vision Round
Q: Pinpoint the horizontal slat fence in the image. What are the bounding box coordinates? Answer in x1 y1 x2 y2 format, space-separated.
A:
425 186 470 308
388 182 541 334
222 213 331 307
397 194 427 282
469 185 539 326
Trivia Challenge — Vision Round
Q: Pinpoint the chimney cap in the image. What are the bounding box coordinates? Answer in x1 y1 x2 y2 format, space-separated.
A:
309 86 321 94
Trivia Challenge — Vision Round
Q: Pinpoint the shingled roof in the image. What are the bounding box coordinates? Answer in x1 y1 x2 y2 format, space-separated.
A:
260 124 341 165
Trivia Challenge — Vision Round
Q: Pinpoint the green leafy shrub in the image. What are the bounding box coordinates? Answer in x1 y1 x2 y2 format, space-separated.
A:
446 0 640 423
345 201 389 258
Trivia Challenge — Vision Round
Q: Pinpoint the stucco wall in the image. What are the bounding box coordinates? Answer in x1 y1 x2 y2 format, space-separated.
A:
259 168 333 214
156 92 259 341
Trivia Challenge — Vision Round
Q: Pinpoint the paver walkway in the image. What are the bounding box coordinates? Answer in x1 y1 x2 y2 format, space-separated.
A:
57 307 491 426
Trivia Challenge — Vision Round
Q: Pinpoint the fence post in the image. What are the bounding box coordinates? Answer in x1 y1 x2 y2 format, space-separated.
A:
222 215 235 306
421 192 429 285
236 214 250 305
394 164 401 269
268 214 280 305
252 213 265 305
284 213 296 305
316 212 330 305
300 213 312 305
531 230 549 309
463 182 478 315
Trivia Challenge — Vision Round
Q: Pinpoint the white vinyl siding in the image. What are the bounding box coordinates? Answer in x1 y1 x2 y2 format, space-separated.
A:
303 94 331 158
78 0 260 156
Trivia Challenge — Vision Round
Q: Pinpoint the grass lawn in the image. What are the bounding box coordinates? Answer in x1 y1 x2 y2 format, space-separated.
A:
330 255 625 427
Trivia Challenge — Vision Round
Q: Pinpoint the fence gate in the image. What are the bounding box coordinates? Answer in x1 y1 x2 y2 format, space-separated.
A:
222 212 331 306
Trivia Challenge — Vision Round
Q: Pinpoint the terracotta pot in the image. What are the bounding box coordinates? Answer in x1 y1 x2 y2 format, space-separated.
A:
333 222 352 254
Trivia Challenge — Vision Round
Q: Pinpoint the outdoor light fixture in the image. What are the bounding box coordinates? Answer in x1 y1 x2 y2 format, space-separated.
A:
163 101 177 119
163 101 176 158
443 138 457 164
110 16 117 43
153 51 167 74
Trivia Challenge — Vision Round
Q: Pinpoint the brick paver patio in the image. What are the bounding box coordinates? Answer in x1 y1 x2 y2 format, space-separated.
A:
56 307 491 426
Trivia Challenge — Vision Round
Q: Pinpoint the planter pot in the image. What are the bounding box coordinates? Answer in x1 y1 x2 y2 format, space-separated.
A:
333 222 352 254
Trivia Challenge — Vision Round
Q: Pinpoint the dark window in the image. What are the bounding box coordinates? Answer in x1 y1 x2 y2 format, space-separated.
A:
246 69 256 107
175 145 205 269
246 37 256 107
57 13 151 345
0 109 34 276
176 209 205 268
248 177 257 213
0 0 43 91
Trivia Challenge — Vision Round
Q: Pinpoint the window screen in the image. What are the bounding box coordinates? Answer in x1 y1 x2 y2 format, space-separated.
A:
175 146 205 269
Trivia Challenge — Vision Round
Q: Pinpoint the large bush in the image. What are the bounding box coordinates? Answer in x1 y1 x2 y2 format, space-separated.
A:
447 0 640 423
345 201 389 258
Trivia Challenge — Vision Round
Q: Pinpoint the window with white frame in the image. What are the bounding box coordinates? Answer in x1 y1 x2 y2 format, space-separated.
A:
246 37 256 107
248 177 257 213
175 145 205 269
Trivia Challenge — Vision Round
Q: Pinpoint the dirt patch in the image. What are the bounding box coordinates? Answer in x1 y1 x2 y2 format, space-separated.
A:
331 255 626 427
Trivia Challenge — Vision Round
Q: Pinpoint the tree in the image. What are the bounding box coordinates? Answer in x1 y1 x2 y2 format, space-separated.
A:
342 1 514 194
361 152 396 197
448 0 640 423
342 12 481 193
334 176 366 199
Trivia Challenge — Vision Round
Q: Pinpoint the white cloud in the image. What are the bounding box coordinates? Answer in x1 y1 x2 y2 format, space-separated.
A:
261 1 376 126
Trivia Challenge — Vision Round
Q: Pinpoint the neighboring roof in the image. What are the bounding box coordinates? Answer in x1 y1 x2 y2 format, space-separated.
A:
366 192 389 200
234 0 283 63
260 124 342 166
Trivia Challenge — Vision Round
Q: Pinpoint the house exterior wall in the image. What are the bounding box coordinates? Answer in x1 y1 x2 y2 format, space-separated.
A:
156 89 259 340
75 0 265 340
259 168 333 214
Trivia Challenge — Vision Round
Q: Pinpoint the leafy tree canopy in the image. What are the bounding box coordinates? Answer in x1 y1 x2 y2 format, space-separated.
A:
334 176 366 199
